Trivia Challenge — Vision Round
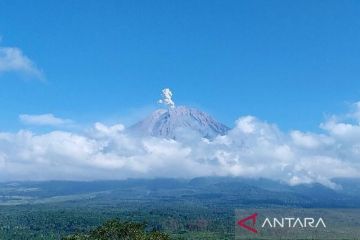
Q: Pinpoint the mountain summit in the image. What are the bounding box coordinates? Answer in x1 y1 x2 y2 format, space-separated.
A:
130 106 230 139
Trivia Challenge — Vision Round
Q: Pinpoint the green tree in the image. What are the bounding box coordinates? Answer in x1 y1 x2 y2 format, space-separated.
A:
62 219 171 240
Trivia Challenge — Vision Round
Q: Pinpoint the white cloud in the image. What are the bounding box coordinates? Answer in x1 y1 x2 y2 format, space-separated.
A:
93 122 125 136
1 105 360 187
290 130 333 149
19 114 72 126
0 46 43 79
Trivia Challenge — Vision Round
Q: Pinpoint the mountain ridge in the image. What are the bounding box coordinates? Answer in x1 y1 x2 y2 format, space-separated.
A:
129 106 230 139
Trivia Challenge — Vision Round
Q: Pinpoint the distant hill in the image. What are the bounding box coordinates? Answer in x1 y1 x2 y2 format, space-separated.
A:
1 177 360 207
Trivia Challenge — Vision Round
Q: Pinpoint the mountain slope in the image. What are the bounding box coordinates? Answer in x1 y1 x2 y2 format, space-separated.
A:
129 106 229 139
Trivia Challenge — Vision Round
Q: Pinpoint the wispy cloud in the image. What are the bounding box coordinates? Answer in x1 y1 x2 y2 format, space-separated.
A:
19 114 73 126
0 45 43 79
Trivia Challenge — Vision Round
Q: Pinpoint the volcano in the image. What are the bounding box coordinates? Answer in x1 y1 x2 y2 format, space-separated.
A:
129 106 230 139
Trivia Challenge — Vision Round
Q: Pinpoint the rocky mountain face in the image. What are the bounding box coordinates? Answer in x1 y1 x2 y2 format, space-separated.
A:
129 106 229 139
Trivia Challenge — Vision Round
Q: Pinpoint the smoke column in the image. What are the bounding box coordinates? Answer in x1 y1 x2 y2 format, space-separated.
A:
158 88 175 108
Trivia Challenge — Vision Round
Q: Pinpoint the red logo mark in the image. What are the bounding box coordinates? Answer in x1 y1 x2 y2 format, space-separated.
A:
237 213 258 233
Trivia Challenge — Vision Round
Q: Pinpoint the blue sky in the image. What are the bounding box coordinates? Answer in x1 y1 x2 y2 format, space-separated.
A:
1 0 360 131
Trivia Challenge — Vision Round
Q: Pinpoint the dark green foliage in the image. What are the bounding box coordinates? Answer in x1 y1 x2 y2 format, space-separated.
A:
62 220 170 240
0 198 233 239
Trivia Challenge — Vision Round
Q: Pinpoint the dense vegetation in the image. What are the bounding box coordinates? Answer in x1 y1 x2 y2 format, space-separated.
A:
62 220 170 240
0 177 359 239
0 200 233 239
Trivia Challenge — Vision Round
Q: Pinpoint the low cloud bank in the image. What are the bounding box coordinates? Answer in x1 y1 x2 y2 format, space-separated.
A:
1 105 360 188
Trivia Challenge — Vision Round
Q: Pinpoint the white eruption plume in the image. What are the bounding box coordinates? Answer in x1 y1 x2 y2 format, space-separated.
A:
158 88 175 108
